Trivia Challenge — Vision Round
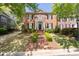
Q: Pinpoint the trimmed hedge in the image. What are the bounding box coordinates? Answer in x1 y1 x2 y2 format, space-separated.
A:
53 26 61 33
60 28 78 37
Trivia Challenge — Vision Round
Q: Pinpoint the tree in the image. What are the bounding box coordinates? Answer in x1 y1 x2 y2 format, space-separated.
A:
74 4 79 41
52 3 75 20
0 3 38 21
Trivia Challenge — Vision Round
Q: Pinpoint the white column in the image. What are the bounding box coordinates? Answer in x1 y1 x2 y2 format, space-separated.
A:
74 23 77 28
61 24 63 29
43 22 45 30
49 24 51 29
48 15 51 20
37 22 39 30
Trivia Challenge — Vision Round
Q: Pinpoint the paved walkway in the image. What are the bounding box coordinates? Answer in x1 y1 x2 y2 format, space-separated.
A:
0 31 21 43
37 31 60 49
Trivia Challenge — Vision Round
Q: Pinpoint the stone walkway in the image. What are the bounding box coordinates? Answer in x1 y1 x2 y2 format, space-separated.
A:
37 31 60 49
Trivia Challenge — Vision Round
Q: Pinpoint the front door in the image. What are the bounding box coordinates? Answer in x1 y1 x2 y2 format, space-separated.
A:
39 23 42 30
38 22 43 30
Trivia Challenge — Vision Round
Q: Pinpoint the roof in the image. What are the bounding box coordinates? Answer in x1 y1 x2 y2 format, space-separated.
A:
26 10 52 14
26 12 52 15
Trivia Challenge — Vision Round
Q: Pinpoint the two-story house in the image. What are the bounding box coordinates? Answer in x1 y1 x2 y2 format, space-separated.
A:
23 11 57 30
0 11 16 30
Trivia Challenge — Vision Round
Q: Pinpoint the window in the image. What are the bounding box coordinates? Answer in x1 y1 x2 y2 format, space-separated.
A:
32 15 34 19
70 17 74 21
47 23 49 28
62 24 64 28
1 16 7 23
72 24 74 28
29 14 32 19
51 15 53 19
63 18 67 22
27 23 29 29
65 24 67 28
32 23 34 28
69 24 71 28
47 15 48 19
51 23 53 29
29 23 32 29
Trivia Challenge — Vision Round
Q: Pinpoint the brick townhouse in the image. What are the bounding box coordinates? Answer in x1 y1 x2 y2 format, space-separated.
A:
23 11 57 30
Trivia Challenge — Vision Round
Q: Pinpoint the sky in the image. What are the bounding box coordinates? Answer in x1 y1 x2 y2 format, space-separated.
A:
26 3 53 12
38 3 52 12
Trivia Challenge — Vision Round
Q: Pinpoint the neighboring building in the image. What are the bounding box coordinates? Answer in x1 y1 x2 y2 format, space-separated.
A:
23 11 57 30
0 11 16 30
58 18 77 29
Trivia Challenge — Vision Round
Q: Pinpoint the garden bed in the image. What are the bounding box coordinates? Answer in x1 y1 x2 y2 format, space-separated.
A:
0 33 31 53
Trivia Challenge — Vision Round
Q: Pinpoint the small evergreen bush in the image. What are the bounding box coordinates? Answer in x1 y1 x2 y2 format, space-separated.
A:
31 32 38 43
45 32 52 42
53 26 61 33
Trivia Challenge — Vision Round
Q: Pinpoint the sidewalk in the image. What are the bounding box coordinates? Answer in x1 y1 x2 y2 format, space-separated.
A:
0 48 79 56
25 48 79 56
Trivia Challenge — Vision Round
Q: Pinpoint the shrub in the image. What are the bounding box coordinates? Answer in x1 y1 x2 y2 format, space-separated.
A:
73 29 78 37
0 28 7 34
21 24 36 33
45 32 52 42
55 36 72 52
53 26 61 33
60 28 77 37
29 28 35 33
71 29 79 41
45 28 53 33
55 35 79 52
21 24 26 32
31 32 38 43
